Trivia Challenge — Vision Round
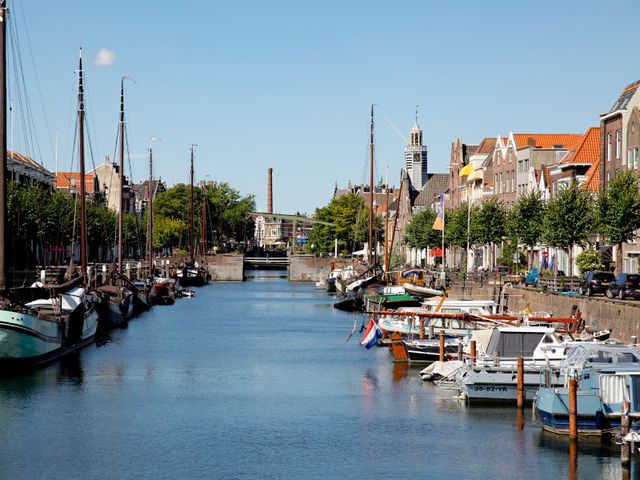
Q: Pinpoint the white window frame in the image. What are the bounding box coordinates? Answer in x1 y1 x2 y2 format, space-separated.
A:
607 133 612 161
616 129 621 159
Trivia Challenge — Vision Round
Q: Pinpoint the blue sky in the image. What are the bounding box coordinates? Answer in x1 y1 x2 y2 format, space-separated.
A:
10 0 640 214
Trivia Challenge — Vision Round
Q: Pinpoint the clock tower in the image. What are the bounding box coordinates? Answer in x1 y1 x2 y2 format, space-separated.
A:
404 114 428 189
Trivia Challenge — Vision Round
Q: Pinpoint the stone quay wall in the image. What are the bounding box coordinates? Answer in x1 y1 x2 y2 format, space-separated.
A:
289 255 333 282
204 254 244 281
506 286 640 343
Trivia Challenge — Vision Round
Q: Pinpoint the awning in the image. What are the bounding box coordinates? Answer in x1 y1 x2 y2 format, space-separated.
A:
459 163 474 177
466 169 483 182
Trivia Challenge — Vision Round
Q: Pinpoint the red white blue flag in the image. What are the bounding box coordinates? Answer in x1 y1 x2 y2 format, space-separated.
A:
360 318 381 350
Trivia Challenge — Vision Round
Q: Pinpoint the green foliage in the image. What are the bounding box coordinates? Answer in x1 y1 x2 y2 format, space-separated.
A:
153 216 186 249
576 249 603 275
476 198 507 245
404 207 440 249
154 182 255 251
309 194 382 254
543 182 594 251
507 190 545 249
597 171 640 245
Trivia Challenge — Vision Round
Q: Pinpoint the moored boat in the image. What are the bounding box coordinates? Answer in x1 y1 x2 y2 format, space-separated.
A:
534 342 640 437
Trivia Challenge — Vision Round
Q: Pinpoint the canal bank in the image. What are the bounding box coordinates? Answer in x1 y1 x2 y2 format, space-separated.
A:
0 272 634 479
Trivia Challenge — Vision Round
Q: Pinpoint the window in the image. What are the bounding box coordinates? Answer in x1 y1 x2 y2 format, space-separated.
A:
616 129 621 159
607 172 611 184
629 148 634 169
494 174 498 193
607 133 612 161
512 172 515 192
499 173 503 193
635 147 639 170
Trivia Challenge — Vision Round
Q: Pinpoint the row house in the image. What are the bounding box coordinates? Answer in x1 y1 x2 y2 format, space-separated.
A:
484 133 582 208
599 80 640 273
447 139 477 209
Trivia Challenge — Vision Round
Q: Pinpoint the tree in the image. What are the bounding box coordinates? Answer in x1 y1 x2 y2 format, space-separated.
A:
542 182 595 276
597 171 640 274
576 249 603 275
404 207 440 250
476 198 507 268
507 190 545 269
309 194 382 254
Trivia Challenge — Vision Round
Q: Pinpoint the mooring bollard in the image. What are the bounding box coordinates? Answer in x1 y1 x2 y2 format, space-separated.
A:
568 376 578 441
457 341 463 361
419 318 425 340
439 330 445 362
470 340 476 365
517 356 524 408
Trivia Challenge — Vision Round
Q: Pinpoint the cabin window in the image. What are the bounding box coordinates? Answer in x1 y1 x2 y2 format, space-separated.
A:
542 335 554 344
617 352 640 363
587 350 614 364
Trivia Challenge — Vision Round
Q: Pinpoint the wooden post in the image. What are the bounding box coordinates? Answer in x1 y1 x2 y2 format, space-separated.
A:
419 319 425 340
439 330 445 362
516 356 524 408
457 341 463 361
568 436 578 480
470 340 476 365
621 405 630 466
568 377 578 441
428 324 434 340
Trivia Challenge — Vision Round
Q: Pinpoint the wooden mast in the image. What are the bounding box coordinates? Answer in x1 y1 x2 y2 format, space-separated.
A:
147 145 153 279
0 1 7 291
368 105 374 266
78 49 88 277
201 196 206 256
189 145 195 263
117 78 125 276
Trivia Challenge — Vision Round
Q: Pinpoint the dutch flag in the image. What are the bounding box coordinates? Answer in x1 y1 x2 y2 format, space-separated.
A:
360 318 381 350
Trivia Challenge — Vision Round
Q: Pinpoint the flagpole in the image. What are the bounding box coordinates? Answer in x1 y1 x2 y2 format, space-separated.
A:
441 194 445 276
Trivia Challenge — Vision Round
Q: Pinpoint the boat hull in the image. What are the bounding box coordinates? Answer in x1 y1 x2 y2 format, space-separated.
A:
0 306 98 370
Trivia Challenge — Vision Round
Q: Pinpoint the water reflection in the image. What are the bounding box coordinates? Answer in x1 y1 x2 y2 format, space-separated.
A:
392 362 409 382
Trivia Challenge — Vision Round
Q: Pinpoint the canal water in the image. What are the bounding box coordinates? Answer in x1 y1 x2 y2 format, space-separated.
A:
0 272 634 479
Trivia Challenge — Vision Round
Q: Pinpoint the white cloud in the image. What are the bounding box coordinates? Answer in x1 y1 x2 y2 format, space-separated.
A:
94 48 116 67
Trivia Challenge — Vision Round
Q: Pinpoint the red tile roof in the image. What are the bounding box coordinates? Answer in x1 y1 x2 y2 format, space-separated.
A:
54 172 97 193
560 127 600 165
513 134 583 150
583 158 601 193
476 138 497 154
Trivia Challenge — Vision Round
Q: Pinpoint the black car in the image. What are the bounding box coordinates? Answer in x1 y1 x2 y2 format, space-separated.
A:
605 273 640 300
579 271 616 296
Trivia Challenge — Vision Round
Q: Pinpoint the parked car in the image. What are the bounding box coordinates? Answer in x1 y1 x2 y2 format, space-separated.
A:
579 271 616 296
605 273 640 300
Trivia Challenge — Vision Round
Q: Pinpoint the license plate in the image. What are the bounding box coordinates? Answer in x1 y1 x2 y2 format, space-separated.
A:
601 282 609 285
636 289 640 293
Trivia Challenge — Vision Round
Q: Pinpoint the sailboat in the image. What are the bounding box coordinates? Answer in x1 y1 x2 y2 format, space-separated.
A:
146 142 175 305
0 31 98 368
175 146 208 287
96 77 135 328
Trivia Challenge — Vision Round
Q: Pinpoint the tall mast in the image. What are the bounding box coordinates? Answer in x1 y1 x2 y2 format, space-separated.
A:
368 105 374 265
117 78 125 276
189 145 195 263
384 165 389 275
201 195 206 256
147 145 153 278
0 2 7 291
78 48 88 277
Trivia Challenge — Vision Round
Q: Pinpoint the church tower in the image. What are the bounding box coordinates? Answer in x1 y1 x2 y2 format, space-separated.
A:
404 112 428 189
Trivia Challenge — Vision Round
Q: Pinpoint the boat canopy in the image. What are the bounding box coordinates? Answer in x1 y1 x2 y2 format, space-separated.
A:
562 343 640 368
485 327 556 358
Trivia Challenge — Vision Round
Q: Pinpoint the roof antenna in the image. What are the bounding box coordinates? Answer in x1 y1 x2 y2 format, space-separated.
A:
415 104 420 124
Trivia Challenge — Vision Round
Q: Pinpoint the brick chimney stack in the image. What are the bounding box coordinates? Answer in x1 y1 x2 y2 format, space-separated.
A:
267 168 273 213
